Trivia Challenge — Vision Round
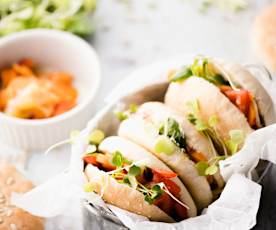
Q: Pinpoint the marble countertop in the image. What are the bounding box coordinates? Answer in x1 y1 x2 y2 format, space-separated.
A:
1 0 275 229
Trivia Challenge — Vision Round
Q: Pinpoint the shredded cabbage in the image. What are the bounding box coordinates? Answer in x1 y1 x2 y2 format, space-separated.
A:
0 0 96 36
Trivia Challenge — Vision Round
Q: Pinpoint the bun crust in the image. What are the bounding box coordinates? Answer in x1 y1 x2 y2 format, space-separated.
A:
0 164 44 230
118 102 213 210
99 136 197 217
85 164 174 223
165 77 253 141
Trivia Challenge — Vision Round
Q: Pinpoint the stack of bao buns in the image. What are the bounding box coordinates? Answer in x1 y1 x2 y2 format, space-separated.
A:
84 57 275 223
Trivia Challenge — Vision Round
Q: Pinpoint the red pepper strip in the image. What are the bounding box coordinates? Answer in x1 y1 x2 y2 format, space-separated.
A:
220 87 252 118
151 168 178 179
83 154 116 171
152 169 180 197
153 192 174 216
83 155 98 166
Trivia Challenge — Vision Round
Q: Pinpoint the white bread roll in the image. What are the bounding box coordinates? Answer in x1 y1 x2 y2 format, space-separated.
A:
118 102 213 210
165 77 253 142
85 164 174 222
98 136 197 218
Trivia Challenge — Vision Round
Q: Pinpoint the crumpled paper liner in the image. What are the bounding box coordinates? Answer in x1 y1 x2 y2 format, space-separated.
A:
12 56 276 230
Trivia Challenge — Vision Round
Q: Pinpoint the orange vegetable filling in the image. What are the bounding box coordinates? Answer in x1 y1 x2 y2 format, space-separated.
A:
220 85 257 128
0 58 77 119
83 153 188 221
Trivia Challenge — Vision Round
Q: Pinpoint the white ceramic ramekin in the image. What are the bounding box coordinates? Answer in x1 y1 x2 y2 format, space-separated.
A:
0 29 101 151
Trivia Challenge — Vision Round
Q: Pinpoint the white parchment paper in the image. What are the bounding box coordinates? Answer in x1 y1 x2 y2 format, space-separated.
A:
12 57 276 230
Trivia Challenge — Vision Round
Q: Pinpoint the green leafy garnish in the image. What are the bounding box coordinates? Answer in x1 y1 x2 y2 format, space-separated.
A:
169 66 193 82
169 57 229 86
195 161 209 176
83 183 95 193
111 151 124 168
205 164 219 175
114 111 129 121
111 151 131 168
195 156 226 176
159 118 186 150
0 0 97 37
89 129 105 145
154 136 176 155
129 103 138 113
186 100 228 157
128 165 141 176
208 115 219 128
225 130 245 155
143 184 164 204
114 103 138 121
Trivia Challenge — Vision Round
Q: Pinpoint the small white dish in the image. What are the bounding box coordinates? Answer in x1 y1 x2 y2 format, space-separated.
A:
0 29 101 151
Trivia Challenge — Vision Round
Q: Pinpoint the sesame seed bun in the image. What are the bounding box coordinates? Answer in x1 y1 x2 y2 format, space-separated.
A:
0 164 44 230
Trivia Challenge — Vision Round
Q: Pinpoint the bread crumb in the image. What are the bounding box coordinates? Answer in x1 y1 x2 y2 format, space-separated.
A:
0 218 3 224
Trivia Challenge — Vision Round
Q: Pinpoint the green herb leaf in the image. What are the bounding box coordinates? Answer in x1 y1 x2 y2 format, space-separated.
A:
128 165 141 176
154 136 176 155
205 164 218 175
143 184 163 204
83 183 95 193
170 66 193 82
129 103 138 113
111 151 124 167
114 111 128 121
208 115 219 128
195 161 209 176
89 129 105 145
159 118 186 150
225 129 245 155
195 119 208 131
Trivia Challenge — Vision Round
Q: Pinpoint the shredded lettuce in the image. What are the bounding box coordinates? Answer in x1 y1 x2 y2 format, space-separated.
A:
0 0 96 36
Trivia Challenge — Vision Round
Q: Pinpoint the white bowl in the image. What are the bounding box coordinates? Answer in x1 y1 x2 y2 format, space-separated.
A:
0 29 101 151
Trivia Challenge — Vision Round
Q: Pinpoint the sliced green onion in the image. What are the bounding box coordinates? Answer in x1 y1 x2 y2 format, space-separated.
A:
83 183 95 193
154 136 176 155
89 129 105 145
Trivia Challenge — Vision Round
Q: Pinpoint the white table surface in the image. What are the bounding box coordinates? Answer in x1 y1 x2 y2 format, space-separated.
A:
1 0 275 229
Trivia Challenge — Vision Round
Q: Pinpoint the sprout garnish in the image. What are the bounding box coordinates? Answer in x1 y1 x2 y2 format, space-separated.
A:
186 100 245 176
